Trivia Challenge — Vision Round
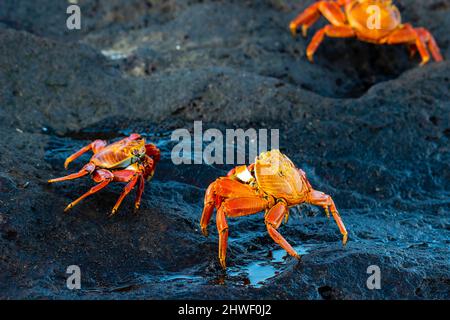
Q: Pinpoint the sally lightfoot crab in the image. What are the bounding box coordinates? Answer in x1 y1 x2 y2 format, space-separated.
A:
289 0 443 65
48 134 160 215
200 150 348 269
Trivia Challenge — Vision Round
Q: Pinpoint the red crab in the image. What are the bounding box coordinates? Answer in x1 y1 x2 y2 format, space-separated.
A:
289 0 443 65
48 134 160 215
200 150 348 268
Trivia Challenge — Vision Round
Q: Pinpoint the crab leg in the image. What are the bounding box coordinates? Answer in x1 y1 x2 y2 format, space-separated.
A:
307 25 355 61
134 175 145 211
290 1 347 36
408 44 418 58
64 180 111 212
200 182 217 236
200 177 259 236
63 169 114 212
216 205 229 269
265 201 300 259
384 24 443 65
217 197 270 268
415 28 443 63
65 182 112 212
48 162 96 183
307 190 348 245
290 4 321 37
110 173 140 216
63 140 107 169
384 24 429 65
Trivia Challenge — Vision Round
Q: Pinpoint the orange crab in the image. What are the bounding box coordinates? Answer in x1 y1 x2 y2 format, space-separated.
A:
289 0 443 65
200 150 347 268
48 134 160 215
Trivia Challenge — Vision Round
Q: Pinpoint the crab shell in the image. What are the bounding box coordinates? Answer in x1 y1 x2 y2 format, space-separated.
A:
254 150 309 205
90 138 146 169
346 0 401 42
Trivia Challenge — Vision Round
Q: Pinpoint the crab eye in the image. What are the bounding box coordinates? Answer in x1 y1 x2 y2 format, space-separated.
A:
131 156 137 164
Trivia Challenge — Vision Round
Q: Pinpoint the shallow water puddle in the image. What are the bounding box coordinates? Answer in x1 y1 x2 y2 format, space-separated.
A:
228 245 310 288
160 274 203 282
134 245 312 289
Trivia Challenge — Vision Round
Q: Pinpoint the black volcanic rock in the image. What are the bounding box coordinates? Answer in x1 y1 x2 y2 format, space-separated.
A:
0 0 448 299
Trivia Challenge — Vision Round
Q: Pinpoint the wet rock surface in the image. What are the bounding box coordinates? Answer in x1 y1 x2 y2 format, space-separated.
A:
0 0 449 299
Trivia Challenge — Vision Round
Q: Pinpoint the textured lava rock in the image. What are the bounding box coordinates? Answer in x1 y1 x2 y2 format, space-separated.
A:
0 0 448 299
